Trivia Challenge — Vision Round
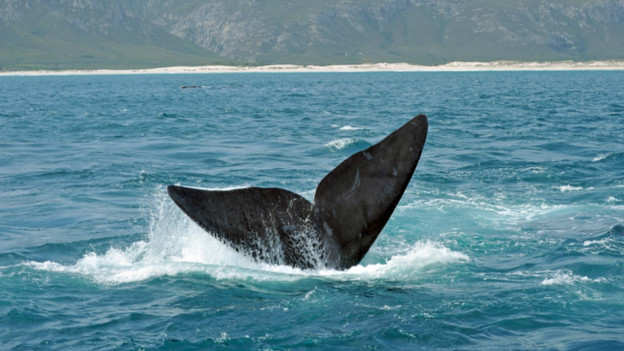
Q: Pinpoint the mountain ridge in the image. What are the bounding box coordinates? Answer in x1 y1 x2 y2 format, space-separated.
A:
1 0 623 70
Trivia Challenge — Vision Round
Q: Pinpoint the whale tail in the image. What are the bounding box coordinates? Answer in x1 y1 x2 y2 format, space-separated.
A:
167 114 428 269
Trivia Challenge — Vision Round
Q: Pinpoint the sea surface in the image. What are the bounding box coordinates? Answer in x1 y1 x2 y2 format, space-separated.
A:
1 71 623 350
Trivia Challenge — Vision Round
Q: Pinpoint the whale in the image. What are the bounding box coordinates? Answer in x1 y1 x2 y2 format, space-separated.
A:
167 114 428 270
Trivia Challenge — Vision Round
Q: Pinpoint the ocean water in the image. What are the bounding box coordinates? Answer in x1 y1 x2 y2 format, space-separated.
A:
1 71 623 350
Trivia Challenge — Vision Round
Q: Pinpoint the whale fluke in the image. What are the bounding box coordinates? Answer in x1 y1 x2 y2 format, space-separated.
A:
168 114 428 269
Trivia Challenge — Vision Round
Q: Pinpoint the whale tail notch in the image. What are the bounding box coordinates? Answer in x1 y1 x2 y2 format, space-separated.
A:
167 114 428 270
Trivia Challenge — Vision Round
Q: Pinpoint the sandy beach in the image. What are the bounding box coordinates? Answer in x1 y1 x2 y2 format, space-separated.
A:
2 60 624 76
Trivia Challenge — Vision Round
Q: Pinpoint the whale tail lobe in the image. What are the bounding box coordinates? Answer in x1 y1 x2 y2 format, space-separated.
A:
167 114 428 269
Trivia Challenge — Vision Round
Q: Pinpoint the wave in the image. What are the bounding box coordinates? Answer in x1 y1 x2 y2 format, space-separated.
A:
324 137 357 150
592 153 611 162
557 185 584 192
25 188 468 285
400 186 624 225
323 138 372 153
582 224 624 251
338 125 364 131
540 269 606 286
325 241 469 280
398 192 565 227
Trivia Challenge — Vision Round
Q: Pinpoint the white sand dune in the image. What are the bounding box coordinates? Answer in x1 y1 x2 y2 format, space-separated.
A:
2 60 624 76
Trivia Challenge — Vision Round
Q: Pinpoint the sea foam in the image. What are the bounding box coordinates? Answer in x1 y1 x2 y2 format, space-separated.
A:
27 188 468 284
339 125 364 131
540 270 606 286
324 138 357 150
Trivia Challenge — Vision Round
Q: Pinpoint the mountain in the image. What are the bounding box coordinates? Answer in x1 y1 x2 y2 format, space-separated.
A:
0 0 230 70
1 0 624 70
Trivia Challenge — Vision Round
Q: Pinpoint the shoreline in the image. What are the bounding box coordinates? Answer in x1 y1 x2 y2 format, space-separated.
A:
2 60 624 76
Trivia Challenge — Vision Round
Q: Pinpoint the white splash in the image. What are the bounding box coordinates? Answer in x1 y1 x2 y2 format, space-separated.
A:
26 188 468 285
324 241 469 280
339 125 363 131
27 188 259 284
583 238 610 247
558 185 583 192
592 153 610 162
606 196 619 203
324 138 356 150
540 270 606 286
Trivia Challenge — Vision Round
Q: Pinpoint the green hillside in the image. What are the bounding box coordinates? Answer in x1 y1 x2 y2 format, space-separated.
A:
1 0 623 70
0 1 230 70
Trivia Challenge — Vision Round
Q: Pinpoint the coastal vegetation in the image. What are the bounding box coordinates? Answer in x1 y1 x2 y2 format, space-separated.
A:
1 0 623 70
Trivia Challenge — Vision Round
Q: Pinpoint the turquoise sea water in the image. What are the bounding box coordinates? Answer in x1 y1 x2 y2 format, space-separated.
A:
1 71 623 350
